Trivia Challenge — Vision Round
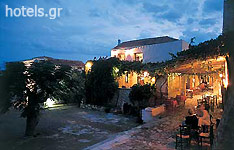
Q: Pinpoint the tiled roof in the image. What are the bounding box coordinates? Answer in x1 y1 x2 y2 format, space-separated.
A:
41 57 84 67
113 36 178 49
21 56 84 68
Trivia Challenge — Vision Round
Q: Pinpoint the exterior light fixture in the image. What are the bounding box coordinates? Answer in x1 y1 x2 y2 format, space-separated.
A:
144 71 149 77
86 62 93 68
45 98 55 108
85 61 93 73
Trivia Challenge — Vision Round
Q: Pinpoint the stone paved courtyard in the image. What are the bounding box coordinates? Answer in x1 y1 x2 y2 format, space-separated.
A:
0 92 223 150
89 92 223 150
0 106 137 150
88 106 187 150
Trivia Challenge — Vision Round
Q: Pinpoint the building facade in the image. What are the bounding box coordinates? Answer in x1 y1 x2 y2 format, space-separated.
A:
111 36 189 88
111 36 189 63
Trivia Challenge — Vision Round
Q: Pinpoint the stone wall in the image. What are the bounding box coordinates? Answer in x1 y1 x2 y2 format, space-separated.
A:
111 88 132 108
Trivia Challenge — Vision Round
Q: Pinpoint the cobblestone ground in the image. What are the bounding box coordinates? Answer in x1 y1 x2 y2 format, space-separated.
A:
90 92 223 150
109 107 188 150
0 106 138 150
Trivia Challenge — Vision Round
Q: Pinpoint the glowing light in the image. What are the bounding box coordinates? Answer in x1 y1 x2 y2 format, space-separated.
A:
125 49 134 57
113 67 119 73
219 74 223 78
111 50 118 58
144 71 149 77
217 56 226 61
193 78 195 83
151 77 156 83
224 60 229 88
45 98 55 107
85 61 93 73
86 62 93 68
223 79 228 88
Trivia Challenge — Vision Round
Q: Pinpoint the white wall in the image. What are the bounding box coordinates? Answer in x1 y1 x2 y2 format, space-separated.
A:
111 47 143 61
111 40 189 63
143 40 189 63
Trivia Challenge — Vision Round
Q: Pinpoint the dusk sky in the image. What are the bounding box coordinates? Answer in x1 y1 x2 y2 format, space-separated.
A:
0 0 223 68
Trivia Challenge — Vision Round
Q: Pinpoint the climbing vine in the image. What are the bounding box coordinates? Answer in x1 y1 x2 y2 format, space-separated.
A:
91 34 227 78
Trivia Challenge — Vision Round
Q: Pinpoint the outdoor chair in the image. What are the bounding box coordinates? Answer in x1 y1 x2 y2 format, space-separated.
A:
175 125 191 149
198 124 214 147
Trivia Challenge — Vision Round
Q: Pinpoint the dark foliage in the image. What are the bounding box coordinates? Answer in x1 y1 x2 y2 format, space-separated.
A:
0 62 27 113
177 35 226 60
85 58 118 105
129 84 153 108
0 61 78 136
54 69 85 105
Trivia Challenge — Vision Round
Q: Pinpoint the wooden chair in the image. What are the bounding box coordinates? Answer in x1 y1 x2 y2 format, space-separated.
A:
175 125 191 149
198 124 214 147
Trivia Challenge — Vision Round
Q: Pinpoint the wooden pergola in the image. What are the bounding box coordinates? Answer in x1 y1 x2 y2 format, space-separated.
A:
168 56 226 75
166 55 228 98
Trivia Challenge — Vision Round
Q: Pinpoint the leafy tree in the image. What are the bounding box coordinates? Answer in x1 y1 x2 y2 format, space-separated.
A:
0 61 71 136
85 58 118 105
55 69 85 105
0 62 26 113
129 84 153 109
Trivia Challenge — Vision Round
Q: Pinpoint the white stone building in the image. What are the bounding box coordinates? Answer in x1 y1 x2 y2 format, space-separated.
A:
111 36 189 63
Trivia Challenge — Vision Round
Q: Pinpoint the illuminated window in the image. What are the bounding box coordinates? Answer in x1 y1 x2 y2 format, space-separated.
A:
135 53 143 61
118 54 125 60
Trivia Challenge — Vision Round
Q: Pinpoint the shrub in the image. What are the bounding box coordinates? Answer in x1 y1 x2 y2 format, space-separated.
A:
129 84 153 109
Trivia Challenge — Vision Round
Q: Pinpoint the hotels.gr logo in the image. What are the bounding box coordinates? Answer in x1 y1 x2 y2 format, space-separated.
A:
5 5 63 19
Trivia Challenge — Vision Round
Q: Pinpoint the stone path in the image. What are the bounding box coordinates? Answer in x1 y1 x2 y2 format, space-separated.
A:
87 107 188 150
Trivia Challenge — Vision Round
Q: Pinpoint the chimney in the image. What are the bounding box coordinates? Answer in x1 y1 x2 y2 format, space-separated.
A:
118 39 121 45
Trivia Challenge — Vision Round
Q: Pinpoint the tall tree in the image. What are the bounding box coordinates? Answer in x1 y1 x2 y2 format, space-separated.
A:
0 62 26 113
85 58 118 105
0 61 71 136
